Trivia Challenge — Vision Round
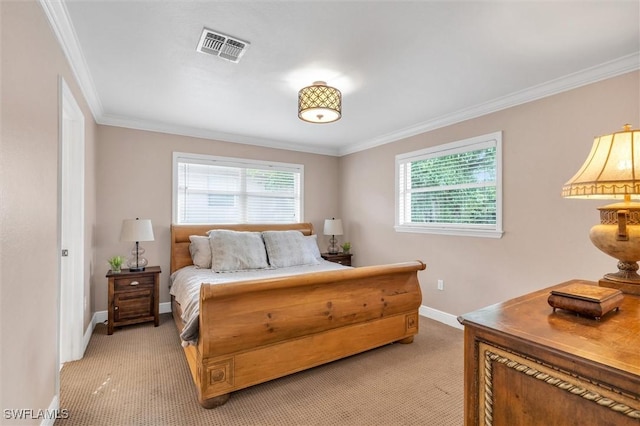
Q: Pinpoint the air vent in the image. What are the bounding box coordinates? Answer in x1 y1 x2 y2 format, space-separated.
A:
196 28 250 63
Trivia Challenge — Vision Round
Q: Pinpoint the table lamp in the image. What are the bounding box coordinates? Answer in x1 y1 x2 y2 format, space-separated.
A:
562 124 640 294
120 218 155 272
324 218 343 254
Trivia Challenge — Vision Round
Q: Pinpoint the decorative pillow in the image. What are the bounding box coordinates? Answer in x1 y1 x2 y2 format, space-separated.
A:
208 230 269 272
304 234 322 261
262 230 321 268
189 235 212 269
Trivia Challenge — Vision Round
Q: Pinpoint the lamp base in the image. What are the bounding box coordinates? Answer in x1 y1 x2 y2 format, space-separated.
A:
128 266 146 272
328 235 339 254
590 200 640 296
599 277 640 295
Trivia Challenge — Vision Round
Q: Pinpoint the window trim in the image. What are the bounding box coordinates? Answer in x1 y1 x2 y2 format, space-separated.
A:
394 131 503 238
172 152 304 224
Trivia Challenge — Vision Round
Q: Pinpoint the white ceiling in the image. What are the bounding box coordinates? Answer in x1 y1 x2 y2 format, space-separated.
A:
46 1 639 156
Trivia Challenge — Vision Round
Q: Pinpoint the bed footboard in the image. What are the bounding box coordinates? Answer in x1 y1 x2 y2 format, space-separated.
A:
187 260 425 408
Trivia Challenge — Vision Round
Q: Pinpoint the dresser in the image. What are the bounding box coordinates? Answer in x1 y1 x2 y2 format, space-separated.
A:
106 266 161 334
458 280 640 426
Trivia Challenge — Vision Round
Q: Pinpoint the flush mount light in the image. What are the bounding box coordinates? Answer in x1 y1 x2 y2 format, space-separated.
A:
298 81 342 124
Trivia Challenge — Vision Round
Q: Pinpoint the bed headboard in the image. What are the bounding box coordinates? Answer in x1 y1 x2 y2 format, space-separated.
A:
170 223 315 273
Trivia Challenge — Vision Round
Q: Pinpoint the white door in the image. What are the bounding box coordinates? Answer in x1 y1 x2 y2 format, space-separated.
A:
59 78 85 364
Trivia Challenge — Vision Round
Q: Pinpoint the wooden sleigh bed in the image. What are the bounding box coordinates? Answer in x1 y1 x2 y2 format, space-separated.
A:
170 222 425 408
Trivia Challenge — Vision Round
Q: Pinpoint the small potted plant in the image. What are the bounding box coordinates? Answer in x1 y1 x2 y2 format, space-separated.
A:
108 255 125 273
341 242 351 254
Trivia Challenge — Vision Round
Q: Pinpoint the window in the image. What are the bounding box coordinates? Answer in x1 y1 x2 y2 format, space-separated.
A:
173 153 303 224
395 131 503 238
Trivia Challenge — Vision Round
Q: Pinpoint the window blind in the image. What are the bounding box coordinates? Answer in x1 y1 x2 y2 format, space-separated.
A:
174 154 303 224
396 132 503 238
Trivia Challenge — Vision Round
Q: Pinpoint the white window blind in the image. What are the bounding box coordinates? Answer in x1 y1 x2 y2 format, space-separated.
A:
173 153 303 224
395 132 503 238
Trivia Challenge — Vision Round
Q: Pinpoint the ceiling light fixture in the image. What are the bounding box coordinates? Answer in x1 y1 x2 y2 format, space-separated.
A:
298 81 342 124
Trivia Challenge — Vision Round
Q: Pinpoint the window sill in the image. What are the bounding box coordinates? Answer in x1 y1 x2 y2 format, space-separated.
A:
394 225 504 239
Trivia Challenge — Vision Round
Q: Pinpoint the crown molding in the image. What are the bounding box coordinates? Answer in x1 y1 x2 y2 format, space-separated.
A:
39 0 104 119
99 114 341 157
339 52 640 156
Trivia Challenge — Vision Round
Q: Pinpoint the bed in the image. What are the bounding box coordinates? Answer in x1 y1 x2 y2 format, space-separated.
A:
170 223 426 408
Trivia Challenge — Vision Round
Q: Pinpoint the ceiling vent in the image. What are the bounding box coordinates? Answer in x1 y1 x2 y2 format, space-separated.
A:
196 28 250 63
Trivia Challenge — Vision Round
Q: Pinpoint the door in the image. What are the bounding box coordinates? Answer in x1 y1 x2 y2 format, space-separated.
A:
59 77 85 364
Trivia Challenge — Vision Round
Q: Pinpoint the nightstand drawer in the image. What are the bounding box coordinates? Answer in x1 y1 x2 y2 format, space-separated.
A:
113 275 154 291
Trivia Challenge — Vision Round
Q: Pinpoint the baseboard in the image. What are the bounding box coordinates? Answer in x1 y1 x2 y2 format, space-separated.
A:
159 301 172 314
83 318 94 353
419 305 464 330
39 395 59 426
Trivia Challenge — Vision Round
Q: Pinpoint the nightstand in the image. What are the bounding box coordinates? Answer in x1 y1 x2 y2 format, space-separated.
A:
321 252 352 266
106 266 160 334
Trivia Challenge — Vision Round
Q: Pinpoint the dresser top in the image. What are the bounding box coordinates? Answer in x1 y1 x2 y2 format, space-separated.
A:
459 280 640 377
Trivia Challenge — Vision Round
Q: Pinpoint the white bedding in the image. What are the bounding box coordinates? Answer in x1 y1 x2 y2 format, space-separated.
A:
170 260 350 345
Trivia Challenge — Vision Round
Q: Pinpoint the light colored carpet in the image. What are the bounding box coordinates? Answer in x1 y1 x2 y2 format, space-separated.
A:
57 314 463 425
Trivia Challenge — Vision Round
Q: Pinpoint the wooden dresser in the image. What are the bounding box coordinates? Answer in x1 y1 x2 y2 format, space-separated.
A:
458 280 640 426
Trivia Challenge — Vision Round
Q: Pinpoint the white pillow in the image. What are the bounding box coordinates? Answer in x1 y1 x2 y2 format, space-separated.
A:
262 230 320 268
189 235 212 269
304 234 322 260
208 230 269 272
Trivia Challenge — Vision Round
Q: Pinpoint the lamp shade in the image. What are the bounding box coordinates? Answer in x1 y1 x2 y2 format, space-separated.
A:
298 81 342 124
562 125 640 199
323 218 343 236
120 218 155 242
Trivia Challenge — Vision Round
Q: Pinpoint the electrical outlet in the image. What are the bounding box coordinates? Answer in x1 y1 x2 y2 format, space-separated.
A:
437 279 444 291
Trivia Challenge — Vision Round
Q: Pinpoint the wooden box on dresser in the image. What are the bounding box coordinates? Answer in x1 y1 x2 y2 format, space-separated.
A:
106 266 161 335
458 280 640 426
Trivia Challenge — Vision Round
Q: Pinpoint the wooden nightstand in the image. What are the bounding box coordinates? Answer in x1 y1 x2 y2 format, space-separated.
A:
106 266 161 334
321 252 352 266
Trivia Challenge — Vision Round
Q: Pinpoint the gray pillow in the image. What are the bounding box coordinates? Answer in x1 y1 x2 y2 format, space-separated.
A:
189 235 211 269
262 230 320 268
208 230 269 272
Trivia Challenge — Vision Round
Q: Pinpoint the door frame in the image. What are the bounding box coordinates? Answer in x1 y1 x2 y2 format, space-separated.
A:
58 77 85 365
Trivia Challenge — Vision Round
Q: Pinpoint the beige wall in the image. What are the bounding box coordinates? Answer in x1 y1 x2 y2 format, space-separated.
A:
340 70 640 316
1 0 97 420
94 126 340 311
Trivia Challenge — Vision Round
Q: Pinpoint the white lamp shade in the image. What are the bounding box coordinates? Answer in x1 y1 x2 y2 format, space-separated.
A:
120 219 155 242
323 218 343 236
563 125 640 199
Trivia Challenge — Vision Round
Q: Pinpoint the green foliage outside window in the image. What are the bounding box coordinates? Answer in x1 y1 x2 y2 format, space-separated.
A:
408 147 497 225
